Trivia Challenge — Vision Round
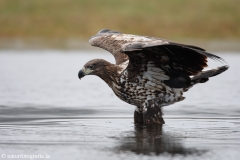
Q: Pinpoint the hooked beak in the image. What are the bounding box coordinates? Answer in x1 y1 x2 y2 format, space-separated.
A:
78 69 85 79
78 67 94 80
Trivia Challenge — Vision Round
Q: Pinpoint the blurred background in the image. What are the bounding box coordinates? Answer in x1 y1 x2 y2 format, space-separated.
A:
0 0 240 50
1 1 240 159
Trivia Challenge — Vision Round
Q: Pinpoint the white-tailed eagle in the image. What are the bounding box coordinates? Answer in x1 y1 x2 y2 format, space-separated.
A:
78 29 228 125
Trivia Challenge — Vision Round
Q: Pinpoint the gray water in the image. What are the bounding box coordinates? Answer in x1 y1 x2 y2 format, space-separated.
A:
0 50 240 160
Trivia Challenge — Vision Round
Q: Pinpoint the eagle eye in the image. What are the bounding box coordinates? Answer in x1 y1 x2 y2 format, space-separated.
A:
88 65 95 70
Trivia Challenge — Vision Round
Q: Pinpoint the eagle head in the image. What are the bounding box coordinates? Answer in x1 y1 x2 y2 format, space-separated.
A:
78 59 109 79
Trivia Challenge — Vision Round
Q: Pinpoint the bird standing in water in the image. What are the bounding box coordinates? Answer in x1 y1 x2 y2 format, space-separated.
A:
78 29 228 125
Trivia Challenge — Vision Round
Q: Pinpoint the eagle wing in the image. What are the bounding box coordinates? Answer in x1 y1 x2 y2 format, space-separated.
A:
89 29 224 89
121 41 224 88
89 29 129 65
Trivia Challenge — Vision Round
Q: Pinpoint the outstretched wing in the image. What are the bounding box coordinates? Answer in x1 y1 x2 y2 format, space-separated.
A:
121 41 224 88
89 29 224 88
89 29 129 65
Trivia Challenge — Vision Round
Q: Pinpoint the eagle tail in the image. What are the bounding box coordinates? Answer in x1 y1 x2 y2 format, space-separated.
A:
191 65 229 84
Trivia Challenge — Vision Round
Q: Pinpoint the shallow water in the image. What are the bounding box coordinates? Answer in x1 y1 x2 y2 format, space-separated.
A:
0 50 240 160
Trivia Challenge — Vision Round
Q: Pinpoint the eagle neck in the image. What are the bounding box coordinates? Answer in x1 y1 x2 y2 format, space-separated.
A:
98 63 120 88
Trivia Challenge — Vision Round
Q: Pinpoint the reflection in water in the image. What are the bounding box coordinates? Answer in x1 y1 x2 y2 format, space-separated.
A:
114 125 206 156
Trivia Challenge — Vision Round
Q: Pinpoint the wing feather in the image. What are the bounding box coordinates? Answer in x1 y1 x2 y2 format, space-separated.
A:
89 29 226 88
89 29 128 65
123 43 225 75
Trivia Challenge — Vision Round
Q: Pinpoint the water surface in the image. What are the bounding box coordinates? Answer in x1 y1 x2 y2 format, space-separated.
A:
0 50 239 160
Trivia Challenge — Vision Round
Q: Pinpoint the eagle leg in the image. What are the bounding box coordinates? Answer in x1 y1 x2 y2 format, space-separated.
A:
134 110 144 124
143 107 165 125
134 107 165 125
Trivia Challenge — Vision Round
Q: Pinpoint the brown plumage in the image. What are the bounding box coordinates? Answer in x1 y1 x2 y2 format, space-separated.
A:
78 29 229 125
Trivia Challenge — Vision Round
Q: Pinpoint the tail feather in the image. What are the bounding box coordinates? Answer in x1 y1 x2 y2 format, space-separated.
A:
191 65 229 83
